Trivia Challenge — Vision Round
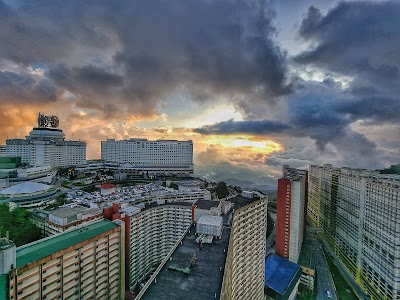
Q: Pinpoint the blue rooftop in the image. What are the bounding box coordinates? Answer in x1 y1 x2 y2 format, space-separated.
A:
265 254 301 295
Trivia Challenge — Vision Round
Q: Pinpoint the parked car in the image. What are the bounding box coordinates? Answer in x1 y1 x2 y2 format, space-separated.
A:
326 290 332 298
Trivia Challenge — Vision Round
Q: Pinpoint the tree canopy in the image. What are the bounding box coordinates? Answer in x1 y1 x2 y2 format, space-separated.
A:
0 204 42 246
216 181 229 199
380 164 400 175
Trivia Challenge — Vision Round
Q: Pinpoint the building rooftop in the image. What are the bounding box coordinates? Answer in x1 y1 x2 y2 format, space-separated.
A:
0 182 52 195
48 206 102 218
16 220 118 268
194 199 219 210
100 182 116 189
230 195 257 210
177 180 200 186
265 254 302 295
142 226 231 300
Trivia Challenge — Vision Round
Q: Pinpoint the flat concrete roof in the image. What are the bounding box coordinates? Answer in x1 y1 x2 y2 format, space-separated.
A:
194 199 219 210
230 195 257 210
142 226 231 300
47 206 86 218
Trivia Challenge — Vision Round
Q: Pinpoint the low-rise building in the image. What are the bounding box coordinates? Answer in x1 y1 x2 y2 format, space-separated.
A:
264 254 302 300
100 182 116 195
196 215 223 238
44 206 104 236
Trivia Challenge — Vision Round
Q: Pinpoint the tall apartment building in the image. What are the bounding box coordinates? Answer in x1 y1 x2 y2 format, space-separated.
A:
275 166 308 263
3 114 86 168
221 197 268 300
309 164 400 300
101 138 193 176
107 202 192 291
0 219 125 300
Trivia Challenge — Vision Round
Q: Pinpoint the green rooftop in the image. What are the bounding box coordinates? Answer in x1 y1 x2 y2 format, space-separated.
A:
16 220 118 268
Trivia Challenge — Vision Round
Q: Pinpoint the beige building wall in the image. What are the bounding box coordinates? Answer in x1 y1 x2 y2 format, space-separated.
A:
8 221 124 300
128 205 192 291
221 198 268 300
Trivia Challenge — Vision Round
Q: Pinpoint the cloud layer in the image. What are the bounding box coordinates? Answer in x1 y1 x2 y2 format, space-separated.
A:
0 0 399 182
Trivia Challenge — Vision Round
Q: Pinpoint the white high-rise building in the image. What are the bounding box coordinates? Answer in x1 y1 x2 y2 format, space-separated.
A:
101 138 193 176
309 164 400 300
3 113 86 168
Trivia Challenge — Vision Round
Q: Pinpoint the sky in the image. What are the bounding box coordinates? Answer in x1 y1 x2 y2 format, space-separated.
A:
0 0 399 186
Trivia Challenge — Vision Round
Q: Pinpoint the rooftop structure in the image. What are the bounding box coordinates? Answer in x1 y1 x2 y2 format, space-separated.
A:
264 254 302 300
0 181 51 195
196 215 223 238
192 199 221 222
177 180 201 191
0 181 58 207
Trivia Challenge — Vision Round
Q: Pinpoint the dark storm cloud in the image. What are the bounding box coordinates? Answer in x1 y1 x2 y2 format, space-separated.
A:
0 70 59 103
0 0 290 116
194 119 292 135
295 1 400 88
195 77 399 164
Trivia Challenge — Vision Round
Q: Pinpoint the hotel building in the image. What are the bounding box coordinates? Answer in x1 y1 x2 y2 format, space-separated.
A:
275 166 308 263
221 197 268 300
2 114 86 168
101 138 193 176
308 164 400 300
0 219 125 300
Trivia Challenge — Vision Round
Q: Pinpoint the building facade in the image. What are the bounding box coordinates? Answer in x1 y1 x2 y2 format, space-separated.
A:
275 167 308 263
309 164 400 300
3 114 86 168
0 220 125 300
107 202 192 291
221 197 268 300
101 138 193 176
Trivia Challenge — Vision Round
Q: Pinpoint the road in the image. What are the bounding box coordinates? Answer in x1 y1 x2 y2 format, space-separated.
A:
319 237 370 300
305 230 338 300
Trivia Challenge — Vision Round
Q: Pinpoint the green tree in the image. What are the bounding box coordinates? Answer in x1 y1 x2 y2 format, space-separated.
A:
380 164 400 174
0 204 42 246
169 182 179 190
216 181 228 199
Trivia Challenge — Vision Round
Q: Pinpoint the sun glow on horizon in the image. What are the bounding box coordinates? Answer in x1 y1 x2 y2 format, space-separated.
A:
204 135 282 154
